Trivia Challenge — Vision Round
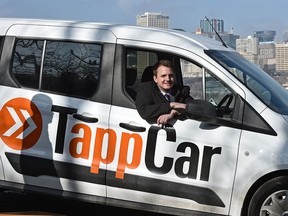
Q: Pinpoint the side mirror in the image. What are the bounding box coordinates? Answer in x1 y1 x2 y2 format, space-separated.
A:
185 100 217 122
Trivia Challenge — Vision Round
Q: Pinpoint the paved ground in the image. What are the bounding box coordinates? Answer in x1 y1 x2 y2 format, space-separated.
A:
0 190 166 216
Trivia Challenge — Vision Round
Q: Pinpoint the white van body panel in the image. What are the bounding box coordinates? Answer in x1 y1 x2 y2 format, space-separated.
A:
0 85 111 197
6 24 117 43
108 105 240 214
230 109 288 215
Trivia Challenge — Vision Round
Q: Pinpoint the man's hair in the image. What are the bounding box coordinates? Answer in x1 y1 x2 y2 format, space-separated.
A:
153 60 174 76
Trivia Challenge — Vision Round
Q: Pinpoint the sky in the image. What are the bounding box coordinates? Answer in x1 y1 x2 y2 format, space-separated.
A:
1 0 288 41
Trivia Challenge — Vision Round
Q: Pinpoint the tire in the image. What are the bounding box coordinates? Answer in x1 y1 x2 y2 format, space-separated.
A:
247 176 288 216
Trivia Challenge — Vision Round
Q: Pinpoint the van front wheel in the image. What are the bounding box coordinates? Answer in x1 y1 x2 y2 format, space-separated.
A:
247 176 288 216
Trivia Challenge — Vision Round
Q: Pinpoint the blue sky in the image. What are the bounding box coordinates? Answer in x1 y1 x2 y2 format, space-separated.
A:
1 0 288 40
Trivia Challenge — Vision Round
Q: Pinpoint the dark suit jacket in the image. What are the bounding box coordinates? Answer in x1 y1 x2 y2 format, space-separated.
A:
135 81 194 123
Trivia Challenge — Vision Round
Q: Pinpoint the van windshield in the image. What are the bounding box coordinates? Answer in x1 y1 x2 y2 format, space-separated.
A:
205 50 288 115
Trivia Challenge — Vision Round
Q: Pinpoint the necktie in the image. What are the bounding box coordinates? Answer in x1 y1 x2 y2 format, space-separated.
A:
165 93 171 102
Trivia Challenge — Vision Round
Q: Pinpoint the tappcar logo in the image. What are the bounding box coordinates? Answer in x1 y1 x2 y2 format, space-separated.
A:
0 98 226 208
0 98 42 150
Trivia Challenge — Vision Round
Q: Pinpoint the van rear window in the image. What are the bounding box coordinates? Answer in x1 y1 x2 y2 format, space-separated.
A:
12 39 102 99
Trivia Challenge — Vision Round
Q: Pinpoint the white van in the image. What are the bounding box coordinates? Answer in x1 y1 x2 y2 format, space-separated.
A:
0 18 287 216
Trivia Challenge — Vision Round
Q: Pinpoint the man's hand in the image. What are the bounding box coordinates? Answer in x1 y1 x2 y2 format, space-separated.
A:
170 102 186 109
157 109 180 125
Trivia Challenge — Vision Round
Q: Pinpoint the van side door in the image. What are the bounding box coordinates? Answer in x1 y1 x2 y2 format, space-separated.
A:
107 42 245 215
0 24 116 201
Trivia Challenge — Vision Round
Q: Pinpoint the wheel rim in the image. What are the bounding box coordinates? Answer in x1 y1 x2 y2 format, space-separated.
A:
260 190 288 216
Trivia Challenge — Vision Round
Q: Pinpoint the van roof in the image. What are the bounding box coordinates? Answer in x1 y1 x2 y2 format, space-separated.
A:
0 18 233 52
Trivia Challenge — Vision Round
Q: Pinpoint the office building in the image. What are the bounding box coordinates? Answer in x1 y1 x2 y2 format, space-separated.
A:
236 36 259 65
136 12 169 29
284 32 288 43
253 30 276 44
259 43 275 59
236 36 259 55
275 43 288 71
219 33 240 50
258 43 276 73
200 19 224 33
197 19 239 50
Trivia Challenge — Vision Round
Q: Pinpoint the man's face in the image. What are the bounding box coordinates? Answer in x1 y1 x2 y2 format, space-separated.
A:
153 65 174 92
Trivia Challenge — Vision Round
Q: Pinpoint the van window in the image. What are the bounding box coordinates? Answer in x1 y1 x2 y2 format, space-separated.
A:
12 39 43 89
0 36 4 60
125 49 159 100
182 59 236 119
181 59 203 99
41 41 101 98
126 50 158 82
125 48 187 99
12 39 102 99
124 48 236 117
206 49 288 115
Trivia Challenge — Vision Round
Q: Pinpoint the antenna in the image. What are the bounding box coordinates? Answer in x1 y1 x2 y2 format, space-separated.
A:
205 16 228 48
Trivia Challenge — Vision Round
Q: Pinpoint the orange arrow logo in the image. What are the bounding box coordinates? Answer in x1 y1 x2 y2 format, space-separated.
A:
0 98 42 150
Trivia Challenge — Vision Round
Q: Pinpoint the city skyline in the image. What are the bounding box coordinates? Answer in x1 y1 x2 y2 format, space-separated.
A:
1 0 288 40
135 11 288 87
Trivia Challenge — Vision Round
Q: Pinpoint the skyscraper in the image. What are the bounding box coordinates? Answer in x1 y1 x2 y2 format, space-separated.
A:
136 12 169 29
283 32 288 43
236 36 259 65
200 18 224 33
275 43 288 71
253 30 276 43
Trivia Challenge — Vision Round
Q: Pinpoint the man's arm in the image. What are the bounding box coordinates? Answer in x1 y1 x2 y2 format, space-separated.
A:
135 82 171 121
156 109 181 125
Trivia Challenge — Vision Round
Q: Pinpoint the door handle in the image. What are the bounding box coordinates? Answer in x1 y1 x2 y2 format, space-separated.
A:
73 113 98 123
119 123 146 132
